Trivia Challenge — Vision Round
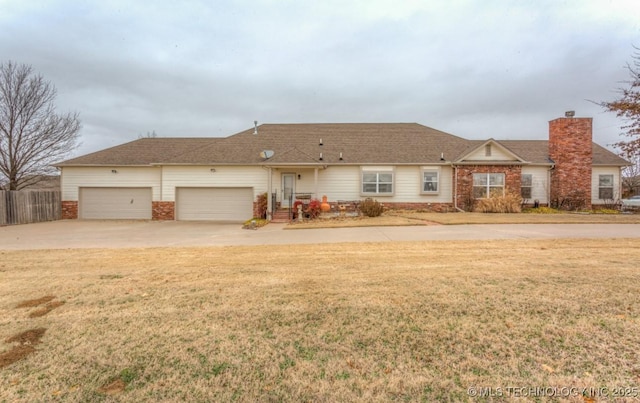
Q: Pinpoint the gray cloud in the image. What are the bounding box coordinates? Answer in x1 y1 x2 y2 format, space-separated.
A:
1 0 638 156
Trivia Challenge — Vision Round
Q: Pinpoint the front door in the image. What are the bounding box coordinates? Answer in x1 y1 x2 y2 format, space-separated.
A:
282 173 296 208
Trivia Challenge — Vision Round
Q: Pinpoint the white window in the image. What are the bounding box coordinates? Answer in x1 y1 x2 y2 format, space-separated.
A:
422 169 439 193
521 174 532 199
598 174 614 200
362 169 394 195
473 173 505 198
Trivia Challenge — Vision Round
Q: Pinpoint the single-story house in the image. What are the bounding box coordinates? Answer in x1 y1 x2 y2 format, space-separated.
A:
54 113 629 221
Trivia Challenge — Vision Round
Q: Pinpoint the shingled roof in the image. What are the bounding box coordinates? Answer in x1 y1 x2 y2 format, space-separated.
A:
55 123 628 167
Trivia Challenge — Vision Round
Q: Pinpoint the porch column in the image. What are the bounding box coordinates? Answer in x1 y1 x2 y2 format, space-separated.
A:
314 167 319 199
267 167 273 219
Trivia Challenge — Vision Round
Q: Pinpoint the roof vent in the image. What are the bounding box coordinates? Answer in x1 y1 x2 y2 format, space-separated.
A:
339 152 343 161
319 138 323 146
319 152 323 161
253 120 258 135
565 111 575 118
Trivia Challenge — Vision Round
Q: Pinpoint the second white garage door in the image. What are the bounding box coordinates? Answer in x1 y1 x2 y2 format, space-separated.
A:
176 187 254 222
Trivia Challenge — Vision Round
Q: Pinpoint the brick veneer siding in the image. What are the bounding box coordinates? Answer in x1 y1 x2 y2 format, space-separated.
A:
61 201 78 219
322 201 453 213
455 165 522 211
152 201 175 220
549 117 593 210
380 202 454 212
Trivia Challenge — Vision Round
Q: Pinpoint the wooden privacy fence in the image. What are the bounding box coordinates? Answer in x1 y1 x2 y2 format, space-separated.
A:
0 190 61 225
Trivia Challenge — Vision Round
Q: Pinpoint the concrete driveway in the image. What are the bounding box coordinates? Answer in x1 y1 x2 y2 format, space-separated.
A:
1 220 640 250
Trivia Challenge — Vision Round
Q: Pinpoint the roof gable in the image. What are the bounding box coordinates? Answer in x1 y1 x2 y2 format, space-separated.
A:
455 139 528 163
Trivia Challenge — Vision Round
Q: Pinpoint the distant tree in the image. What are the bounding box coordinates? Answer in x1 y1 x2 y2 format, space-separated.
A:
598 46 640 155
621 150 640 197
0 61 80 190
138 130 158 139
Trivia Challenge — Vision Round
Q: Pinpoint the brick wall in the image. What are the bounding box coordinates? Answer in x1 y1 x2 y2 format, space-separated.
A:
61 201 78 219
455 165 522 211
152 201 174 220
549 117 593 209
380 202 454 213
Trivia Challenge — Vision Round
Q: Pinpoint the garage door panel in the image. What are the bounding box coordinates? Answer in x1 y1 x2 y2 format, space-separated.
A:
80 187 152 219
177 187 253 221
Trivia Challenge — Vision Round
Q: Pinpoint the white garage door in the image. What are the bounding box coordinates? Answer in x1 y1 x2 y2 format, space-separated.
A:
176 187 253 222
79 187 152 219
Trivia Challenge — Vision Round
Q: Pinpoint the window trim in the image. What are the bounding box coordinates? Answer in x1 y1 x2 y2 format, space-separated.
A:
598 174 614 200
361 167 395 196
421 167 440 195
472 172 505 199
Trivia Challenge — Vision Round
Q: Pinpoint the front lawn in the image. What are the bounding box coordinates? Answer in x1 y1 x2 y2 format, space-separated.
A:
1 240 639 401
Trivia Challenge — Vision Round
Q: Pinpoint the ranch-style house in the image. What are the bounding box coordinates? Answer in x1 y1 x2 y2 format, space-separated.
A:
55 113 629 221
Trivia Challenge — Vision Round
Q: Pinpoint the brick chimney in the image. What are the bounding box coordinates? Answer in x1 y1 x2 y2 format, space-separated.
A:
548 112 593 209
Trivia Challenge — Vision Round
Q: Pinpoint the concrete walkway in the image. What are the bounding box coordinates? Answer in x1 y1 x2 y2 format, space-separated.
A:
1 220 639 250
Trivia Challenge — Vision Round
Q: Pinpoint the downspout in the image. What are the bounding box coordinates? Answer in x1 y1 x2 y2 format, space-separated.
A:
453 165 465 212
547 164 554 207
262 166 273 220
314 167 319 199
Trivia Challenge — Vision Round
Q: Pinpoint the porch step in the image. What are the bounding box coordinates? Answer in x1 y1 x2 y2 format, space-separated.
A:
271 209 292 223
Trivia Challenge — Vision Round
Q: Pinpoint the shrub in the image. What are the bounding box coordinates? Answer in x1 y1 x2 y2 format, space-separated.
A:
255 193 268 219
474 190 522 213
292 199 321 220
552 190 588 211
360 198 384 217
307 199 321 219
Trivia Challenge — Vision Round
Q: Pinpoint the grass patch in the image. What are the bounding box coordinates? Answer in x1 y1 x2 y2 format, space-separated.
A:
288 210 640 228
242 218 269 229
1 240 639 400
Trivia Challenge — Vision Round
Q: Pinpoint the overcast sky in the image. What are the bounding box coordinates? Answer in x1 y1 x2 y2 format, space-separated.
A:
1 0 639 157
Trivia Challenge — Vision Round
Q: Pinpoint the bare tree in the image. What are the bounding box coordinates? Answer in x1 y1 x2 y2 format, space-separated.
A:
138 130 158 139
598 46 640 155
620 149 640 197
0 61 80 190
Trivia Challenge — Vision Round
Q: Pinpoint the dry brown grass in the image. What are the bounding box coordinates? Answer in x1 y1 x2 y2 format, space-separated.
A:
394 211 640 225
1 240 640 401
287 211 640 229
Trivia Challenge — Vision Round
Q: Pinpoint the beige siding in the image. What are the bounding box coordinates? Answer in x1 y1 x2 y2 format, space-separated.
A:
395 166 453 203
592 166 621 204
521 166 550 204
315 165 453 203
162 166 268 201
316 166 361 200
463 144 518 161
61 167 161 200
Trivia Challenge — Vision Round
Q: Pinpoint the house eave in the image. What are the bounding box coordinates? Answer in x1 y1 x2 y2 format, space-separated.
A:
452 161 531 166
55 163 155 168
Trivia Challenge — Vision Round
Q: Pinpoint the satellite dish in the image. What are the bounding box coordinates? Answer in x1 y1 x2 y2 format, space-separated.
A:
260 150 275 159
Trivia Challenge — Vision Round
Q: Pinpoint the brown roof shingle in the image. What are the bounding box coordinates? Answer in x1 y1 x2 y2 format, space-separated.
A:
55 123 628 167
